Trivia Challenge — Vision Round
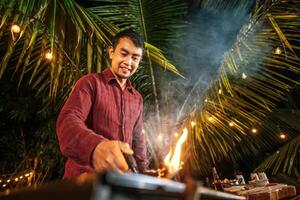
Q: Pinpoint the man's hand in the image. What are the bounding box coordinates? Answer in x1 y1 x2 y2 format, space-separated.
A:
92 140 133 173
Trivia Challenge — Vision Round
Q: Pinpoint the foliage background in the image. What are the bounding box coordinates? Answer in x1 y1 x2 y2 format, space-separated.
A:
0 0 299 193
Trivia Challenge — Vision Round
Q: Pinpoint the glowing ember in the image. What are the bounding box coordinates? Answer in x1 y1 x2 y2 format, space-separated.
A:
164 128 188 175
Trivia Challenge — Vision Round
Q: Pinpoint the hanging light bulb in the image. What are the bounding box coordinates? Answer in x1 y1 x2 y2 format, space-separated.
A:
279 133 287 140
242 73 247 79
158 134 163 141
191 121 196 127
45 51 53 60
251 128 257 133
11 24 21 33
274 47 281 55
229 122 234 127
218 89 222 94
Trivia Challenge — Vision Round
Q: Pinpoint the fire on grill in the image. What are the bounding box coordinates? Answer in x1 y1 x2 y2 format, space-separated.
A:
157 128 188 179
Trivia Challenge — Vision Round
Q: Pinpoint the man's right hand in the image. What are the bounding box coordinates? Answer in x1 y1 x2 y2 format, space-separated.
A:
92 140 133 173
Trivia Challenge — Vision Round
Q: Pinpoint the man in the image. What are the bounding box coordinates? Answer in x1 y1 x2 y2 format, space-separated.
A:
56 29 148 178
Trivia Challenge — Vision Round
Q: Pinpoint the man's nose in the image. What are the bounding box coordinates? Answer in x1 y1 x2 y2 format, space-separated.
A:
124 56 132 66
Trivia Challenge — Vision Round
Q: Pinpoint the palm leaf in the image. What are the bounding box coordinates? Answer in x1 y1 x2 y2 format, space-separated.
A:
182 0 300 176
255 134 299 178
88 0 186 112
0 0 183 104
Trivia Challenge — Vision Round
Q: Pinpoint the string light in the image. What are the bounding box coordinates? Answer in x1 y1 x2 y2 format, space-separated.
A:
208 116 213 121
45 51 53 60
191 121 196 127
229 122 234 127
274 47 281 54
218 89 222 94
0 170 34 189
158 134 163 141
11 24 21 33
251 128 257 133
204 98 208 102
279 133 287 140
242 73 247 79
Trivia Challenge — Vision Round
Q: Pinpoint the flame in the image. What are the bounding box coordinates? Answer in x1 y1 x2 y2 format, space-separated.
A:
164 128 188 174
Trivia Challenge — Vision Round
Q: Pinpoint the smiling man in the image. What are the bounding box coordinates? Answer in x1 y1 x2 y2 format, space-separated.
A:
56 29 148 178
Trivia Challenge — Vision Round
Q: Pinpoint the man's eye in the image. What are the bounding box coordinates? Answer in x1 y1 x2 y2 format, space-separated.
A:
132 57 139 61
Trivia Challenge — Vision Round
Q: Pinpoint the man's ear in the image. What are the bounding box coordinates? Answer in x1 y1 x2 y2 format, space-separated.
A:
108 46 114 59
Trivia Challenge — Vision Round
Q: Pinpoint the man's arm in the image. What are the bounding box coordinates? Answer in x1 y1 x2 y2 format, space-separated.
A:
132 99 148 172
56 74 133 172
56 75 107 167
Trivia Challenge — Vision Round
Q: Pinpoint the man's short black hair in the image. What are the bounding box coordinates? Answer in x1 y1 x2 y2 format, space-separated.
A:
112 29 145 52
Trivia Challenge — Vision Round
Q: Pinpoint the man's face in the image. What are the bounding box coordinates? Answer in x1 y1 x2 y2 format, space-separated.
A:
109 37 143 80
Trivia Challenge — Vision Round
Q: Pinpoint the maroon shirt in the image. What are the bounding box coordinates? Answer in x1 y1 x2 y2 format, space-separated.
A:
56 69 147 178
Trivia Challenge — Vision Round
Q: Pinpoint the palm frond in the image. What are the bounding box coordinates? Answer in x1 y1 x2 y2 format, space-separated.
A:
182 0 300 176
88 0 186 109
255 134 299 178
0 0 183 105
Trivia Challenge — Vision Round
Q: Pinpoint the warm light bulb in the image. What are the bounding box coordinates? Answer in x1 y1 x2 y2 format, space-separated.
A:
11 24 21 33
29 172 33 175
174 132 179 137
208 116 213 121
14 178 18 182
204 98 208 102
158 134 163 141
45 52 53 60
191 121 196 127
242 73 247 79
2 184 6 187
274 47 281 55
19 176 23 179
251 128 257 133
279 133 287 139
25 173 29 177
218 89 222 94
6 179 10 183
229 122 234 127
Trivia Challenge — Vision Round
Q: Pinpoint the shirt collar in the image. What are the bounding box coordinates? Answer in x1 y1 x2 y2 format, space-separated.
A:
102 68 134 93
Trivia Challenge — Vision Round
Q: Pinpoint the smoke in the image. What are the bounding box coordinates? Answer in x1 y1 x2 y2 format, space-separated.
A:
143 2 255 165
173 5 254 117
